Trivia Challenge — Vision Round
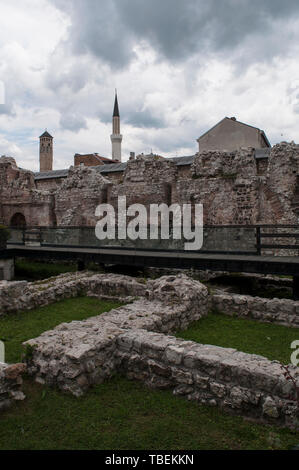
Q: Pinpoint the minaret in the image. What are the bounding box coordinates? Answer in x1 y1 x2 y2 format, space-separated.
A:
110 91 122 162
39 130 53 172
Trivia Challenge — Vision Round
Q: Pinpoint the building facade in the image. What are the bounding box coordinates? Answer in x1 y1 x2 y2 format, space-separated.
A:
197 117 271 153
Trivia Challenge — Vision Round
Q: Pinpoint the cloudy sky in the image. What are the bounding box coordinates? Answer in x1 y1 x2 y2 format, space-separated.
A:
1 0 299 170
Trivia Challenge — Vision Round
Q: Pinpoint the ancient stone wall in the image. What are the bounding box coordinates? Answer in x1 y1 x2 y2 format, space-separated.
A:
2 142 299 229
256 158 268 176
35 177 65 191
0 156 55 227
264 142 299 223
176 148 261 224
100 171 123 184
212 292 299 328
23 274 210 395
54 166 111 226
116 330 298 429
108 155 177 216
0 271 297 426
177 165 192 180
21 273 298 429
0 272 147 315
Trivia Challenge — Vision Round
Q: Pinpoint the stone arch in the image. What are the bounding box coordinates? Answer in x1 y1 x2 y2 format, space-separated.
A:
10 212 26 227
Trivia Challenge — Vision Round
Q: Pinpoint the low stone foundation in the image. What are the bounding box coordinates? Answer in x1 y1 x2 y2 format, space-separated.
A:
212 292 299 328
2 271 298 331
116 330 299 430
22 273 298 429
0 363 26 411
0 271 298 427
24 275 209 396
0 271 147 315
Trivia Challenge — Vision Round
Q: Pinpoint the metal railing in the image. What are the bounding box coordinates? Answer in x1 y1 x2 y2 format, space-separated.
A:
6 224 299 256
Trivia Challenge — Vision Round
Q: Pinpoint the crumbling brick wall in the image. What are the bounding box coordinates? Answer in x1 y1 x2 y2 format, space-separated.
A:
0 156 55 226
54 165 112 226
2 142 299 228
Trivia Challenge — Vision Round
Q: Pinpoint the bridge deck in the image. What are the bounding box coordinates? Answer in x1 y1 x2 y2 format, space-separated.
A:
6 244 299 276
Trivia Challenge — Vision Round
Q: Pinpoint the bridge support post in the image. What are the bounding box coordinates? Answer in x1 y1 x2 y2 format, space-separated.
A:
293 275 299 300
77 260 85 272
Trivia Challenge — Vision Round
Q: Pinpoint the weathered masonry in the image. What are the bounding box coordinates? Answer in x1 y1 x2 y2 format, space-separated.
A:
1 142 299 228
0 272 297 429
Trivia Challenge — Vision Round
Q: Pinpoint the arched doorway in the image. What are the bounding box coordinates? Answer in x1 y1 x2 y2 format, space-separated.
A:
10 213 26 227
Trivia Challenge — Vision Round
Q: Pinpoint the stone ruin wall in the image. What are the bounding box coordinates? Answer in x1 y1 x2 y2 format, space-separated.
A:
1 270 299 327
54 165 112 226
0 272 147 316
1 271 293 429
212 292 299 328
35 177 65 191
0 156 56 227
116 330 298 429
0 272 298 427
1 142 299 228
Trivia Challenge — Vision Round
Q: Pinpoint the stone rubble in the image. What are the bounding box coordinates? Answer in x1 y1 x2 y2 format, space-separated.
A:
24 274 209 396
0 363 26 411
0 271 147 315
115 329 299 429
212 292 299 328
0 271 298 427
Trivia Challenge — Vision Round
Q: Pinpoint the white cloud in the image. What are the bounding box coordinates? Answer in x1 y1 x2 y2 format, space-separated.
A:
0 0 299 172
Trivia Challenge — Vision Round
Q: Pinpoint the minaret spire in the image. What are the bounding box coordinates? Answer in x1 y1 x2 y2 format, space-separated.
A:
113 89 119 118
111 90 122 161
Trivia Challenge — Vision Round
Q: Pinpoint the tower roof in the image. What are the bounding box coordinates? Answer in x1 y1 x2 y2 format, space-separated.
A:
113 92 120 117
39 130 53 139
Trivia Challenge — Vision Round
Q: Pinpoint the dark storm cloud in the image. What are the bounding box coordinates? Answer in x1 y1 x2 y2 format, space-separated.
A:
51 0 299 68
51 0 135 68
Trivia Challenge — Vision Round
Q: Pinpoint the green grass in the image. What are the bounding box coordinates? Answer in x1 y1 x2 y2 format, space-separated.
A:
0 297 123 363
0 376 298 450
14 259 77 281
176 312 299 364
0 278 298 450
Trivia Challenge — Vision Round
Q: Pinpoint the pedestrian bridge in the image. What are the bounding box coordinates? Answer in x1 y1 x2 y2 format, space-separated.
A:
2 225 299 293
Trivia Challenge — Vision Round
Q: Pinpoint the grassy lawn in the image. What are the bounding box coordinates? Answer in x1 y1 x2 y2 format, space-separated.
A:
176 312 299 364
14 259 77 281
0 272 298 450
0 297 123 364
0 376 298 450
